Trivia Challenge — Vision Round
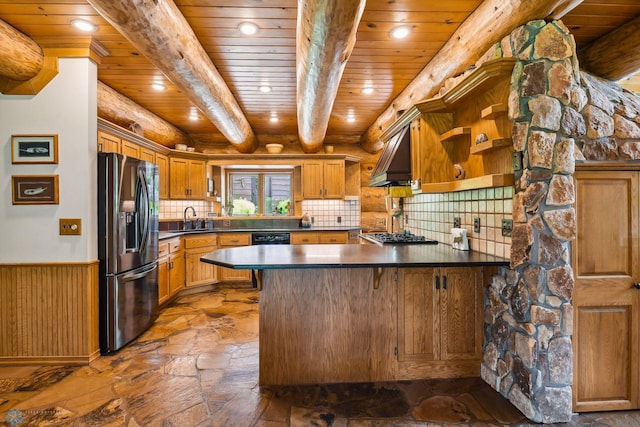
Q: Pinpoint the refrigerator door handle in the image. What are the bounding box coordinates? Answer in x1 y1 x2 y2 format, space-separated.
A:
137 168 150 255
121 262 157 281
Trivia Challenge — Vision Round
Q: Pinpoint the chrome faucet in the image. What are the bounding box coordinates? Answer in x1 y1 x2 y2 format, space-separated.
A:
184 206 197 229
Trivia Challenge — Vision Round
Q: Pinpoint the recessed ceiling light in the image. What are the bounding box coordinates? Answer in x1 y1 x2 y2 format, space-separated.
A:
259 85 272 93
389 25 411 39
71 19 97 33
151 82 166 91
346 114 356 123
269 112 279 123
238 22 259 35
361 86 374 95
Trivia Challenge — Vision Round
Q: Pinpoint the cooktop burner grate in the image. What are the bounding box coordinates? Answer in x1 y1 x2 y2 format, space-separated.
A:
365 231 438 245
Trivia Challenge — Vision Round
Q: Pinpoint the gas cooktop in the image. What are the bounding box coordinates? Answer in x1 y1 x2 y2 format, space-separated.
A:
361 232 438 245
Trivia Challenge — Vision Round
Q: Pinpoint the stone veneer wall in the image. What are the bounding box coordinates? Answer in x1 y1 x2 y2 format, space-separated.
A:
482 20 580 423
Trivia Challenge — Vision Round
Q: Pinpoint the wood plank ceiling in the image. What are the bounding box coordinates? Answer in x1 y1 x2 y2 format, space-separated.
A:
0 0 639 152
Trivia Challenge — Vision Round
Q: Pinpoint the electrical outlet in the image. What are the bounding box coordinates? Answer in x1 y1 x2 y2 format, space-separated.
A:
59 218 82 235
405 214 409 225
502 219 513 237
337 216 341 223
453 217 461 228
473 217 481 233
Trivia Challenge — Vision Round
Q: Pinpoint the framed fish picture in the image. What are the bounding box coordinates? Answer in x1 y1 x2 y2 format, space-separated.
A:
11 175 59 205
11 134 58 164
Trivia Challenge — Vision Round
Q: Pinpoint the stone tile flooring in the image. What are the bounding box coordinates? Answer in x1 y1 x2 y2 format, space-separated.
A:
1 288 639 426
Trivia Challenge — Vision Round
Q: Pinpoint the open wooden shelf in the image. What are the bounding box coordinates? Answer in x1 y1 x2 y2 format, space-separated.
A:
419 173 515 194
440 127 471 142
481 103 508 119
470 138 512 155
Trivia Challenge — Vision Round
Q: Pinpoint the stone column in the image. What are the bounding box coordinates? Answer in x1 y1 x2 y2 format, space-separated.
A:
482 20 578 423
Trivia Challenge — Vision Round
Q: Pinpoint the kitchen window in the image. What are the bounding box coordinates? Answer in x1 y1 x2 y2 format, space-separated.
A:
226 170 292 216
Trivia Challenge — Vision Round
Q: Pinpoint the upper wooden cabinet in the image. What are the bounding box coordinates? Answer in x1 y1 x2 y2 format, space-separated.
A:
155 153 169 199
120 139 140 158
97 130 120 153
139 146 156 163
302 159 345 199
169 157 206 199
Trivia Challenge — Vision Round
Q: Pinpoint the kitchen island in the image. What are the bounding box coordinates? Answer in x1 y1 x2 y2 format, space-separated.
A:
201 244 509 385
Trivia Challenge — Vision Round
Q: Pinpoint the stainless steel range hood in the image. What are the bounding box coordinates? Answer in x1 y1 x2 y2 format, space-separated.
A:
369 125 412 187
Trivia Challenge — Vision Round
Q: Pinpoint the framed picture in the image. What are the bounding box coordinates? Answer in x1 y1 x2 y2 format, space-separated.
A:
11 134 58 164
11 175 59 205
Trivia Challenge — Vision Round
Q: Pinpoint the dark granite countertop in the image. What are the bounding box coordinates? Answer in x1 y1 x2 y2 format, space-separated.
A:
159 226 361 240
200 243 509 269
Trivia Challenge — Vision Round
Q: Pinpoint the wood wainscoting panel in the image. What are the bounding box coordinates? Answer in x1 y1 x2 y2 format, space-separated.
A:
0 261 100 365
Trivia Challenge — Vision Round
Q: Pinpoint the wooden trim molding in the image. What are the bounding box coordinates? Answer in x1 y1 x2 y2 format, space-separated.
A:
0 261 100 365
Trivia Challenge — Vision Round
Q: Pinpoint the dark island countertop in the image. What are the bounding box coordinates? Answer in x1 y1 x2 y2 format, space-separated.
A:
200 243 510 269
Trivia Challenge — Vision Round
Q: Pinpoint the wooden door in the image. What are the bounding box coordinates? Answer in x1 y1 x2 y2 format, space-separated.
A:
323 160 345 199
397 268 439 362
139 146 155 163
572 170 640 412
169 251 185 296
302 161 323 199
98 131 120 153
439 267 483 360
169 157 189 198
155 153 169 199
188 159 206 199
120 139 140 158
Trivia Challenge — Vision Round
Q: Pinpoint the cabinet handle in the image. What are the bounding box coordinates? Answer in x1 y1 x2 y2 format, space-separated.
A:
435 275 440 290
443 275 447 290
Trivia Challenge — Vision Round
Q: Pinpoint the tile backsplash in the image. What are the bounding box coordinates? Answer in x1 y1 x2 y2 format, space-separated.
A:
159 200 214 220
403 186 513 259
301 199 360 227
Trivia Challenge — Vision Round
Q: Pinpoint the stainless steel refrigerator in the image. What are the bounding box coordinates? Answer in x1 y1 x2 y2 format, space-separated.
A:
98 152 159 354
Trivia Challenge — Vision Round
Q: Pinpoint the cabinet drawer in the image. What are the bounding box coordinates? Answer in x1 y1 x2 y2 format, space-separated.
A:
290 233 319 244
219 233 250 246
319 232 348 244
158 242 170 258
169 239 183 253
184 234 217 249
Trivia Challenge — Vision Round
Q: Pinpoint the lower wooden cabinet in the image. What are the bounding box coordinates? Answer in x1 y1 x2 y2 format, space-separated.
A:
397 267 484 364
290 231 348 244
184 234 218 288
158 238 184 305
217 233 252 282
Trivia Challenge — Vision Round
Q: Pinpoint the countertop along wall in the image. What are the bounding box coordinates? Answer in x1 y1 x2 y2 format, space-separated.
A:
0 58 98 263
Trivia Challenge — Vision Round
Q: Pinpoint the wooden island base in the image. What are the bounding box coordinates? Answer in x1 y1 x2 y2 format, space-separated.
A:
258 267 483 386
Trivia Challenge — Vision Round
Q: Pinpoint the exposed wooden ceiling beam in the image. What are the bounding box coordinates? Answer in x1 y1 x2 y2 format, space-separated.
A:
87 0 258 153
361 0 584 153
578 15 640 82
0 18 43 81
297 0 366 153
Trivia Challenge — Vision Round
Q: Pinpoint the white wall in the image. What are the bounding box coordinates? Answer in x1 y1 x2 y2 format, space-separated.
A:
0 58 97 263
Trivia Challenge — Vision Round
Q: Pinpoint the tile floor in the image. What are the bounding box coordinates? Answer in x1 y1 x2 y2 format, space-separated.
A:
1 287 639 426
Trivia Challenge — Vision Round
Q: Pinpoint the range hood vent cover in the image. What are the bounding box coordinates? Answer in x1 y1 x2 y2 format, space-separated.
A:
369 125 411 187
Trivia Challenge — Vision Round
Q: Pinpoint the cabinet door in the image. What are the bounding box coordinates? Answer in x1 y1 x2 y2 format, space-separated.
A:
573 171 640 412
439 267 483 361
302 161 323 199
169 157 189 199
397 268 439 362
217 234 251 282
188 159 206 199
323 160 345 199
169 251 185 296
121 139 140 158
158 256 170 305
98 131 120 153
318 231 347 244
290 233 319 244
155 153 169 199
185 247 217 287
139 146 155 163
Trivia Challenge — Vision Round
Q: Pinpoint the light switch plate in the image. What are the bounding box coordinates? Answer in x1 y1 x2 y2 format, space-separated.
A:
60 218 82 235
473 217 481 233
453 217 461 228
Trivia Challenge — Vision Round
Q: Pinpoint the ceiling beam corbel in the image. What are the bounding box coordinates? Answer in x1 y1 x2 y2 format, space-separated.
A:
297 0 366 153
361 0 584 153
87 0 258 153
578 15 640 81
